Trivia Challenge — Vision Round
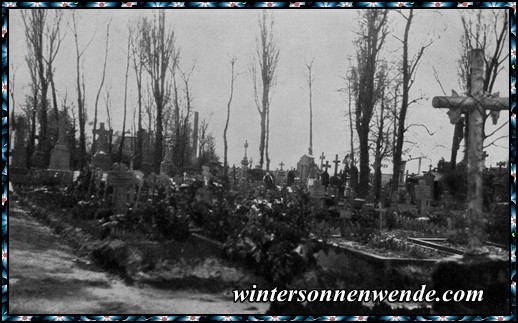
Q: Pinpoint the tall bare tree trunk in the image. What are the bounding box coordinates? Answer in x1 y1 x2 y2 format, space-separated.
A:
347 79 355 165
224 58 238 177
118 35 131 163
93 21 111 155
352 10 389 198
305 58 314 156
391 9 432 192
250 11 279 170
374 89 385 202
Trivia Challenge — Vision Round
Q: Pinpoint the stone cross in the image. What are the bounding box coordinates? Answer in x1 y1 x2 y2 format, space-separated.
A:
432 49 508 254
322 161 331 172
319 152 325 168
333 154 340 176
279 161 285 171
94 122 111 153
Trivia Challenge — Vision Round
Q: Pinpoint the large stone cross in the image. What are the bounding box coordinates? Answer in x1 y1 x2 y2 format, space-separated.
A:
432 49 508 254
279 161 285 171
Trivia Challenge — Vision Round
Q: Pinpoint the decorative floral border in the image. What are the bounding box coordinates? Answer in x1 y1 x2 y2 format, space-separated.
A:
1 2 516 321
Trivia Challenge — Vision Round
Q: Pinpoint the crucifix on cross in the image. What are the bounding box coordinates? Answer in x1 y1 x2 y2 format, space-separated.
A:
432 49 508 254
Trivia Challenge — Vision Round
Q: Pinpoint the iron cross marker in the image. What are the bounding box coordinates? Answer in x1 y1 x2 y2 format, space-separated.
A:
322 161 331 172
432 49 508 254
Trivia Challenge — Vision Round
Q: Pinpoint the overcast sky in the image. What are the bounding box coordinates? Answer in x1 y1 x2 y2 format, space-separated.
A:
9 8 509 174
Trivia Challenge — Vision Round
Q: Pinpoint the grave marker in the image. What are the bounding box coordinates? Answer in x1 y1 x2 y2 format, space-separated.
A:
415 180 432 215
49 117 71 171
432 49 508 253
333 154 340 176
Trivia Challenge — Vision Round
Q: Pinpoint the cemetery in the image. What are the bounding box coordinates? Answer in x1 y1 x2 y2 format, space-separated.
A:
6 8 511 317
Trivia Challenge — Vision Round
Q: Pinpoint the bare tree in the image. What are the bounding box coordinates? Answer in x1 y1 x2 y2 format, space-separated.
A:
391 9 435 192
92 19 112 155
304 58 315 156
338 72 357 166
223 57 238 177
178 65 195 168
9 64 17 127
131 19 145 170
72 12 96 169
249 10 279 171
140 10 179 173
118 34 132 163
372 85 390 201
104 90 113 154
23 55 40 168
351 10 389 198
21 10 66 166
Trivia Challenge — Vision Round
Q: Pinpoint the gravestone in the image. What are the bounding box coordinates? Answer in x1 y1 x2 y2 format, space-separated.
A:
332 154 341 176
11 117 28 168
49 118 71 170
309 180 325 199
160 142 175 177
92 122 112 171
415 179 432 215
276 162 287 185
297 153 315 186
108 163 135 214
309 180 325 211
31 150 47 169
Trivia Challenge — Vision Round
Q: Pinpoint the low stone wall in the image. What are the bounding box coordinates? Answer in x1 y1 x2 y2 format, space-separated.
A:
315 242 436 290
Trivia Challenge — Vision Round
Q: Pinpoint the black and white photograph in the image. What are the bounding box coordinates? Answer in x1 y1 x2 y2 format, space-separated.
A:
5 4 512 317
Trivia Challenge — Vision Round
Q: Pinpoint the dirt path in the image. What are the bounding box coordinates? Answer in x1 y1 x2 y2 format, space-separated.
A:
8 202 268 314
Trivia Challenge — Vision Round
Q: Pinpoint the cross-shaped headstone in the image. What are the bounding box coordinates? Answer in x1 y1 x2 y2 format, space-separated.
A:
93 122 111 153
333 154 341 176
279 161 285 171
432 49 508 254
319 152 325 168
322 161 331 172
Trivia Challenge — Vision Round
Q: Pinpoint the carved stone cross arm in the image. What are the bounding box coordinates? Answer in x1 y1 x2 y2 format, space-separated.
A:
432 91 508 125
